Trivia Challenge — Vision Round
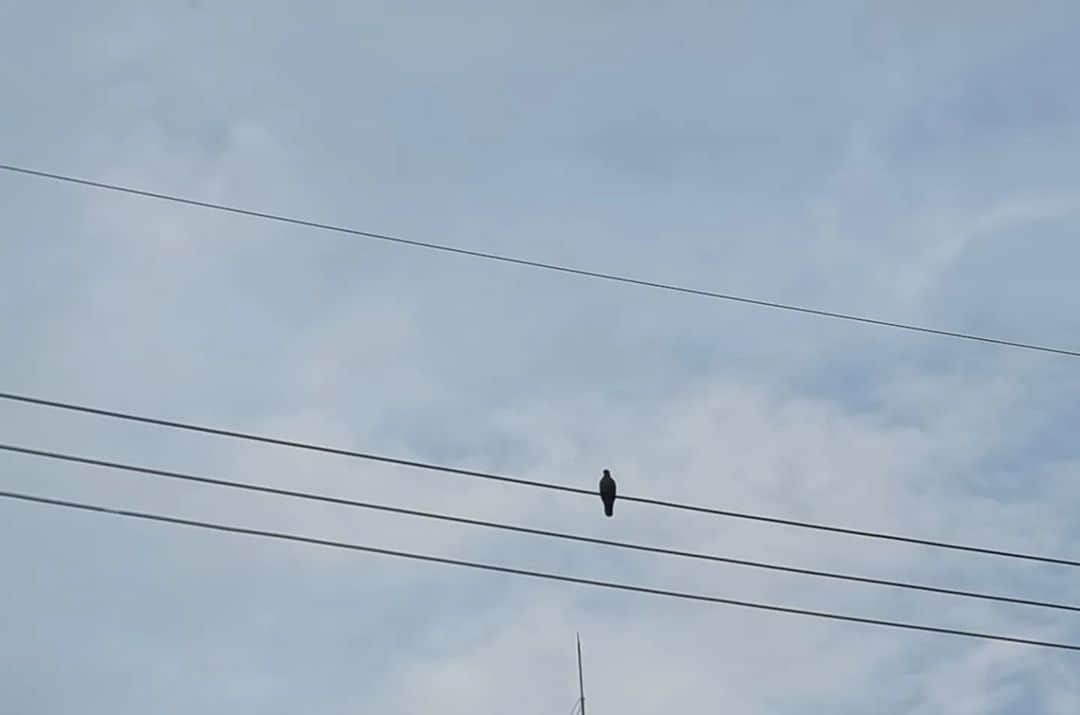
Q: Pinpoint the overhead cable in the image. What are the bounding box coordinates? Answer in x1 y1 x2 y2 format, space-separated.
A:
3 441 1078 613
2 162 1076 358
2 389 1077 569
2 488 1079 652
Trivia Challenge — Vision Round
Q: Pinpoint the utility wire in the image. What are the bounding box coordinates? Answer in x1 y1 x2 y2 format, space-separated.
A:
1 488 1078 653
2 162 1077 359
2 389 1078 569
3 441 1079 614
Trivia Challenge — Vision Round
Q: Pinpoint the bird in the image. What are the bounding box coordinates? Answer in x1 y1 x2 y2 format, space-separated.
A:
599 469 617 517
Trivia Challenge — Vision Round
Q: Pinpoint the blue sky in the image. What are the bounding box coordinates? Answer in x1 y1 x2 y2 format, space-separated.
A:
3 2 1080 712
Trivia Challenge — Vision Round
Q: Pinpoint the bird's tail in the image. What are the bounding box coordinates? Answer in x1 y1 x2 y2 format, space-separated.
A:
604 503 614 517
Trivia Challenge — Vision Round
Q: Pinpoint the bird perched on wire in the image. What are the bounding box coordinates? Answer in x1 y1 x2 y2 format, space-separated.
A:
599 469 617 517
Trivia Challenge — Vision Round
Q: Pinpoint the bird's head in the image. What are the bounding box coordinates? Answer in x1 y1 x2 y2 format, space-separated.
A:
602 469 610 477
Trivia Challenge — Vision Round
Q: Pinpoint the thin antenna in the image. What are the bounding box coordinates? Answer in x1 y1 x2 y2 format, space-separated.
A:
577 633 586 715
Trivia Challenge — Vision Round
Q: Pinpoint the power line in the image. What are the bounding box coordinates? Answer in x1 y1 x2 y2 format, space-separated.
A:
2 389 1078 569
0 389 584 492
1 488 1078 653
4 440 1079 614
2 161 1077 359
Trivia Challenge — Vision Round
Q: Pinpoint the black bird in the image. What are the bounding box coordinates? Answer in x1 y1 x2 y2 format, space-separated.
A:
599 469 617 517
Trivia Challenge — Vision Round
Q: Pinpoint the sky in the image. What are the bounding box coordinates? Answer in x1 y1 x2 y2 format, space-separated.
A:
2 2 1080 712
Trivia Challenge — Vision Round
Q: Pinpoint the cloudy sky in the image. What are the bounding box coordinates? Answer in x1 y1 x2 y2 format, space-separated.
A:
3 2 1080 712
